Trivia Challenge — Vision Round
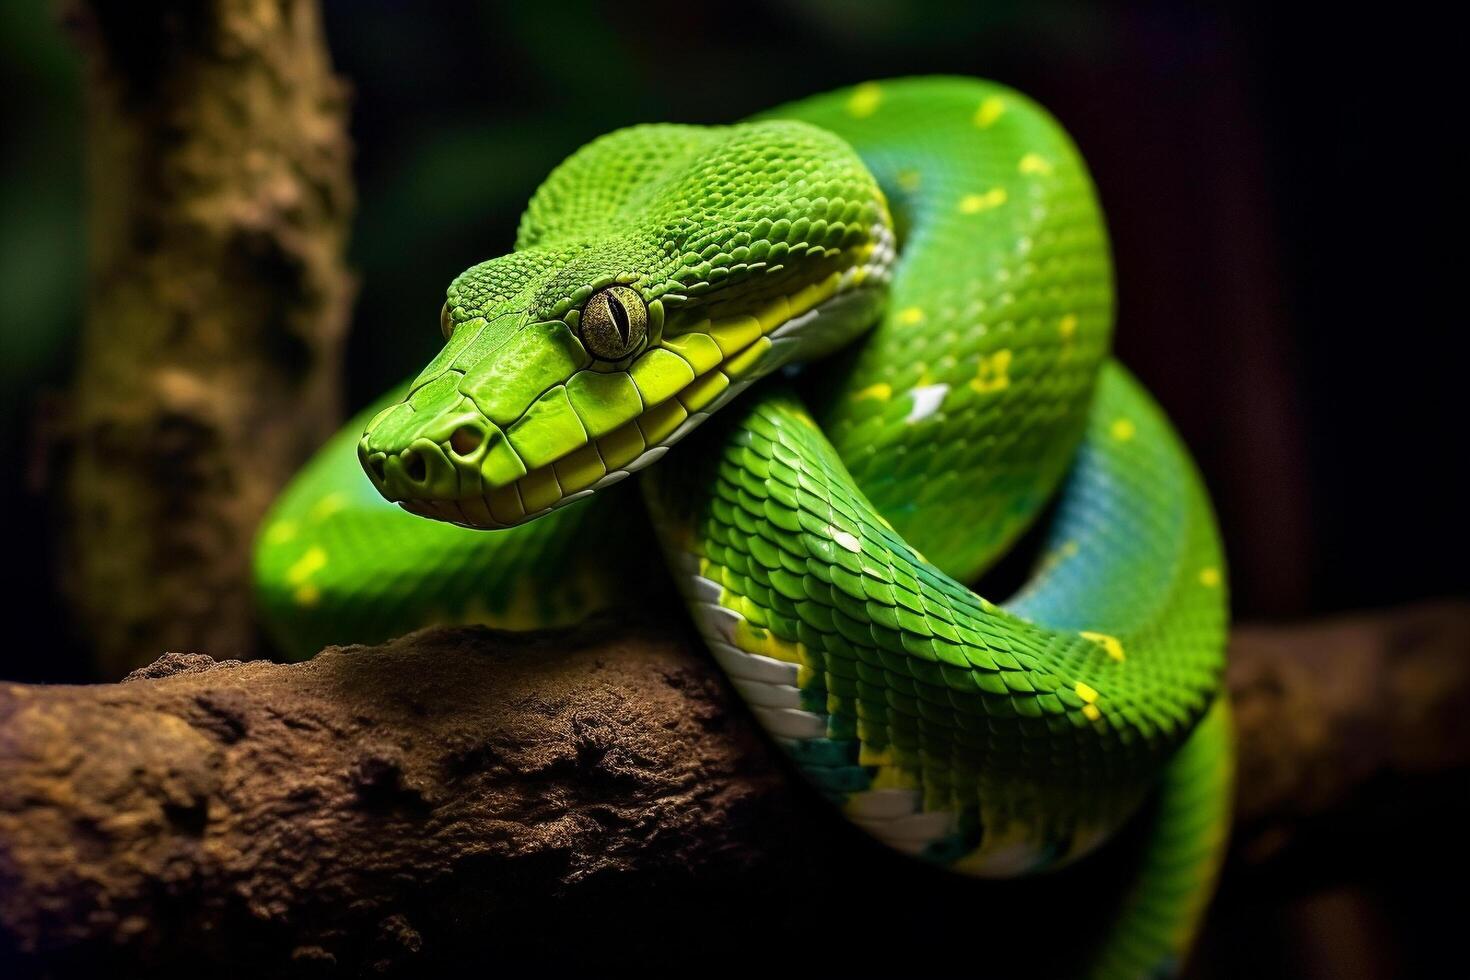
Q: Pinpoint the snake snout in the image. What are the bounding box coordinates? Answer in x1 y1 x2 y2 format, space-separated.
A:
358 434 459 503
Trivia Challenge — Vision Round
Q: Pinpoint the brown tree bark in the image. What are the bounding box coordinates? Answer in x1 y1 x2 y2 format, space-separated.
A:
56 0 354 676
1 603 1465 977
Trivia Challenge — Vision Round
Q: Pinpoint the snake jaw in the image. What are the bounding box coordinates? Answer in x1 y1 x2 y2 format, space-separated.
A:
359 238 894 530
357 118 895 528
358 274 890 530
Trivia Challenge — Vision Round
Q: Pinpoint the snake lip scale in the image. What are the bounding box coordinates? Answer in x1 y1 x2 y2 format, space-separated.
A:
257 77 1232 978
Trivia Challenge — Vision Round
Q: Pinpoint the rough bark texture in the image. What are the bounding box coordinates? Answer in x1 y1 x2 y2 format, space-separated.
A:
57 0 354 676
1 603 1465 977
1228 600 1470 862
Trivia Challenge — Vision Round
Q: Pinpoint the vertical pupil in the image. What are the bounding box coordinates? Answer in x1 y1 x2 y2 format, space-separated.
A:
606 294 630 344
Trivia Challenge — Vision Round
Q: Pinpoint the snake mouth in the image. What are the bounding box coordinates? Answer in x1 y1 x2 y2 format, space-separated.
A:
361 253 891 529
378 359 740 529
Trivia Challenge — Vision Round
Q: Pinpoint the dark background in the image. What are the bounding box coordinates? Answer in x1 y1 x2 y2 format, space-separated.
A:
1 2 1462 976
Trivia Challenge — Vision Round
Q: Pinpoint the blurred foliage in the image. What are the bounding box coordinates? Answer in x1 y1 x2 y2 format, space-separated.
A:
0 4 85 685
0 3 83 400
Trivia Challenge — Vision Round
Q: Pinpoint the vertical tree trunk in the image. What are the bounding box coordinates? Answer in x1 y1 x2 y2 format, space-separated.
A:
60 0 354 675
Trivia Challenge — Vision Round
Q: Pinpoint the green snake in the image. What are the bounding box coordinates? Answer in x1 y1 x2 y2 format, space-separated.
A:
255 78 1231 977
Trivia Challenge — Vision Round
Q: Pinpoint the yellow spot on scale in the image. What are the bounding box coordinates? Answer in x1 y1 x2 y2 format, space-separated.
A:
973 96 1006 128
286 545 327 585
897 306 926 325
733 618 809 667
1074 681 1099 703
1058 313 1078 340
959 188 1008 214
1019 152 1055 176
263 520 298 546
847 83 882 118
1199 567 1222 587
293 583 321 607
1081 631 1126 663
970 349 1012 395
308 492 347 522
830 527 862 553
853 382 892 402
1082 704 1102 722
858 744 894 767
1110 418 1136 442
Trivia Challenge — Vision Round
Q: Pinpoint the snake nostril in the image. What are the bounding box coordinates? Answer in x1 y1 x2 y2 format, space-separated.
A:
450 425 483 457
402 450 427 484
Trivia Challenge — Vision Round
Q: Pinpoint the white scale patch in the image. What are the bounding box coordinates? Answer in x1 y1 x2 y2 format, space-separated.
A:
845 788 921 819
905 383 950 423
845 785 961 856
687 596 826 738
708 640 798 685
852 810 958 845
687 575 723 604
692 601 743 645
961 843 1044 877
686 576 963 861
591 468 630 490
731 678 803 709
751 705 827 739
829 526 862 553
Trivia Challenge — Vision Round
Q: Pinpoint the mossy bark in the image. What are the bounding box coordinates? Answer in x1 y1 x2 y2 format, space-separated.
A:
58 0 354 676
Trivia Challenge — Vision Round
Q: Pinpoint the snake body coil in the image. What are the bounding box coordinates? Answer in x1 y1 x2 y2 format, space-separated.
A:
256 78 1231 977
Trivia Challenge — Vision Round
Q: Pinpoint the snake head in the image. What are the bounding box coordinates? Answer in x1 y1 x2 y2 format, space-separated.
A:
358 119 894 528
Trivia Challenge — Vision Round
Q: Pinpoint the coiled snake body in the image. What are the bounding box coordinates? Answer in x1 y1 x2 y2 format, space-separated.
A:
256 78 1231 977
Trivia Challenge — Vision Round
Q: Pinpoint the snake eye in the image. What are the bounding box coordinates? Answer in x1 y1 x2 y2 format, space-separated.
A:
580 286 648 361
439 303 455 341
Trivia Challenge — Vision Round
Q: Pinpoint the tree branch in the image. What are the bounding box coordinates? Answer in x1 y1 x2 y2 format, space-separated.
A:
2 602 1466 975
